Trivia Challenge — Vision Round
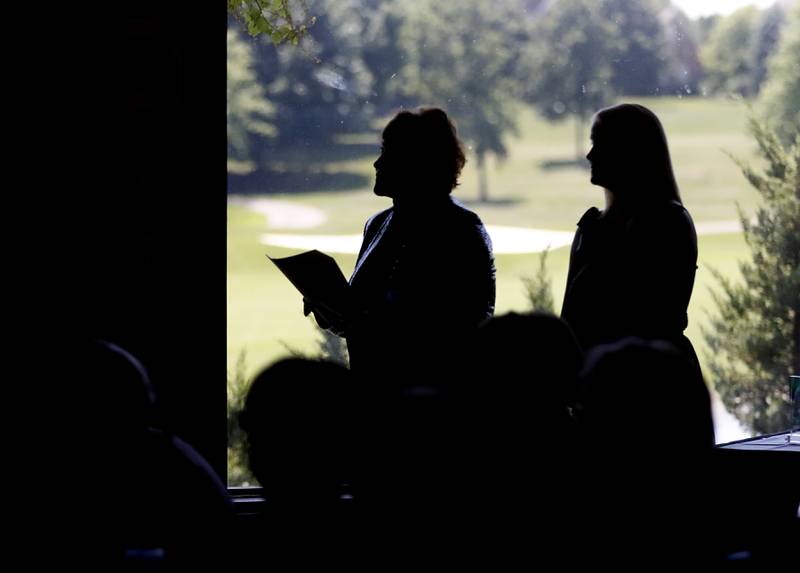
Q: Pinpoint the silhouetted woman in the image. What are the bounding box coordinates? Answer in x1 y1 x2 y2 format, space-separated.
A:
306 107 496 388
560 103 700 370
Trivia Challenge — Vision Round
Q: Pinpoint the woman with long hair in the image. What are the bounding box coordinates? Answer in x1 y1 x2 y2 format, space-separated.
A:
560 103 700 370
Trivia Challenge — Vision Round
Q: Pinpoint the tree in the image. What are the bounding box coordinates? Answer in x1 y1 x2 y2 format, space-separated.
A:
760 2 800 144
749 2 789 95
524 0 620 162
249 0 376 147
693 14 721 46
523 247 556 314
700 6 760 97
394 0 529 202
659 4 705 96
227 350 255 486
704 119 799 435
601 0 669 96
227 29 276 174
359 0 409 114
228 0 316 44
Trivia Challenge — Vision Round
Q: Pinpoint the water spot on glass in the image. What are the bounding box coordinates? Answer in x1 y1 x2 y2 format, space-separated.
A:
313 67 348 91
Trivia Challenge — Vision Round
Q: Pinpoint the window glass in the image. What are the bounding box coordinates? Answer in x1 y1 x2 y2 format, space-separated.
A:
227 0 797 485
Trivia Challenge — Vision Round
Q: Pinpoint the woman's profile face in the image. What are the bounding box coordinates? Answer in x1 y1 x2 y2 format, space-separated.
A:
373 140 393 197
586 119 619 190
373 136 410 198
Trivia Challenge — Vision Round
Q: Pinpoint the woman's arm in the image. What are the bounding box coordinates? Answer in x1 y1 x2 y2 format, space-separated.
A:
303 297 348 337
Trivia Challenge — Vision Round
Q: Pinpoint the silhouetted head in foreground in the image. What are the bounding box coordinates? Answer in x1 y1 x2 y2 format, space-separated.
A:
74 339 232 564
577 336 714 454
471 311 584 425
456 312 583 495
448 313 585 555
239 358 356 505
575 340 716 563
587 103 681 205
79 338 157 435
373 107 466 200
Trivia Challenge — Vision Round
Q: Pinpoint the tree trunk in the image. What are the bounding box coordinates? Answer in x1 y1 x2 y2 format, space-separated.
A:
477 152 489 202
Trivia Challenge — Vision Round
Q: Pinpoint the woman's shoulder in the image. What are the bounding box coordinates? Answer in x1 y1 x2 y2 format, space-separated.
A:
577 207 602 228
658 201 695 229
364 207 394 232
439 198 494 250
632 200 692 226
447 197 488 227
630 201 697 245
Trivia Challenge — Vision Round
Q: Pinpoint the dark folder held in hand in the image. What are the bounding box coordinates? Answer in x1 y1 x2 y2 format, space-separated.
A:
267 250 351 317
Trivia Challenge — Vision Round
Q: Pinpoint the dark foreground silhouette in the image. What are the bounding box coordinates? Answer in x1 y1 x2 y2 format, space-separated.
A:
76 339 232 566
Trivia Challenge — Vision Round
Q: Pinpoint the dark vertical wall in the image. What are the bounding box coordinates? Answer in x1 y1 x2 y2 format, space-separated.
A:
44 5 227 478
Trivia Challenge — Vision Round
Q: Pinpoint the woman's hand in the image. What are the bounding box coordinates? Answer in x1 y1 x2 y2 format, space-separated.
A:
303 297 348 337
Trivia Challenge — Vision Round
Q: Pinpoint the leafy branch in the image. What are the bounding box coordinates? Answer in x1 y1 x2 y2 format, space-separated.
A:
228 0 316 44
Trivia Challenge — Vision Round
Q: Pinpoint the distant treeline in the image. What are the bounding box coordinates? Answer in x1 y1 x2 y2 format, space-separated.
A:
228 0 798 192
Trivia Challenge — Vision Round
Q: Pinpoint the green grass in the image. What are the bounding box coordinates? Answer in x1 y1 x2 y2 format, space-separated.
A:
228 97 760 380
